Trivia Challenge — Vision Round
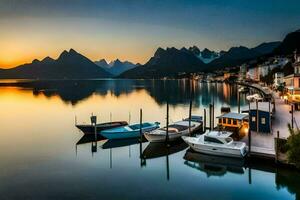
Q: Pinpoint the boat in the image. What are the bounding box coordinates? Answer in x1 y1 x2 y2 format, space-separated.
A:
100 122 160 140
238 86 250 93
76 121 128 135
182 131 247 158
246 93 263 102
144 116 202 143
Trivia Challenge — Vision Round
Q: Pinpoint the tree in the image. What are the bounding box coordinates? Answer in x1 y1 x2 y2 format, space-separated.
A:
287 123 300 168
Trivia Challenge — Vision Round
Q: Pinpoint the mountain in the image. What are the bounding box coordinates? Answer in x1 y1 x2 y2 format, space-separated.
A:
119 47 206 78
252 41 281 55
188 46 219 64
95 59 109 68
207 42 281 70
108 59 136 76
95 59 136 76
273 30 300 55
0 49 112 79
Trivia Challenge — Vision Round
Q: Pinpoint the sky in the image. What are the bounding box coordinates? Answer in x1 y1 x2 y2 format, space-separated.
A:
1 0 300 68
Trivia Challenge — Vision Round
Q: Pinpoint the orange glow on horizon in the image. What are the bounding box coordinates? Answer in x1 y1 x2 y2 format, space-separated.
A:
0 48 151 69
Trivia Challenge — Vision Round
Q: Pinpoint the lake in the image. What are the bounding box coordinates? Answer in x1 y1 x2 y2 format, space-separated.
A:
0 79 299 200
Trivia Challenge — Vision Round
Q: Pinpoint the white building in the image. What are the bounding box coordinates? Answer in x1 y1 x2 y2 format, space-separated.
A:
274 72 284 88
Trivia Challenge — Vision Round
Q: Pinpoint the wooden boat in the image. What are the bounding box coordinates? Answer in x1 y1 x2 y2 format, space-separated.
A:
76 121 128 135
144 116 202 143
100 122 160 140
182 131 247 158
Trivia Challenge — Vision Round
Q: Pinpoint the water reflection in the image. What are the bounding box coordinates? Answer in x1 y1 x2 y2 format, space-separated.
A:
0 79 299 200
184 150 245 177
142 140 188 159
0 80 246 107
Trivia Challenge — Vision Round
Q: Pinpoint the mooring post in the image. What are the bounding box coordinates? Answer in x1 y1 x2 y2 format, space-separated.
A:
189 99 192 136
212 102 215 130
238 91 241 113
203 109 206 133
291 104 294 129
248 100 251 156
275 131 279 164
139 109 143 142
256 99 259 133
90 115 97 153
209 104 212 130
269 100 272 130
165 101 169 145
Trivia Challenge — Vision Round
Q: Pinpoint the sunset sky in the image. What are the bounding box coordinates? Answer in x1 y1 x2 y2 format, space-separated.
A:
1 0 300 68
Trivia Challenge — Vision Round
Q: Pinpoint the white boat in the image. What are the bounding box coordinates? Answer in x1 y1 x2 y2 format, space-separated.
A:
246 93 263 102
182 131 247 158
144 116 202 143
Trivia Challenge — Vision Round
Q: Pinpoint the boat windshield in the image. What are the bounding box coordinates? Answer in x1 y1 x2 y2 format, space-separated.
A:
204 136 224 144
225 137 233 143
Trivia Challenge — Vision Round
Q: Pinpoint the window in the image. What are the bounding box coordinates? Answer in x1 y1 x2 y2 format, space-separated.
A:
223 118 226 124
252 116 256 122
233 119 237 125
261 117 266 125
228 119 232 124
219 118 222 124
204 136 223 144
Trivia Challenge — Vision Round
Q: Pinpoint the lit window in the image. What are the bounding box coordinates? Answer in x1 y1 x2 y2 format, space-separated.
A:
261 117 266 125
223 118 226 124
252 116 256 122
233 119 237 125
228 119 232 124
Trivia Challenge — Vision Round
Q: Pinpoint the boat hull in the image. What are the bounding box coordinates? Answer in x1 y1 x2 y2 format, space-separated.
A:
145 121 201 143
76 121 128 135
100 125 159 140
182 137 246 158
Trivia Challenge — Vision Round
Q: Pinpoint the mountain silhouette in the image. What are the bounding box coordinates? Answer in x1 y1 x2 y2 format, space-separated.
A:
0 49 112 79
119 47 206 78
95 59 136 76
273 30 300 55
207 42 280 70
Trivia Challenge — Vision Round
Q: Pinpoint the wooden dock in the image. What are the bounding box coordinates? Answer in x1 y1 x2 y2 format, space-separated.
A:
247 146 275 159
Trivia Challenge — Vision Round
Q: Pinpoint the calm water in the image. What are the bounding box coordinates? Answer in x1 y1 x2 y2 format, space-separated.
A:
0 79 299 200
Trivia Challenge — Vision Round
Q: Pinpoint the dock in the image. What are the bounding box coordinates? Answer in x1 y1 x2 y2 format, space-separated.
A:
247 146 275 159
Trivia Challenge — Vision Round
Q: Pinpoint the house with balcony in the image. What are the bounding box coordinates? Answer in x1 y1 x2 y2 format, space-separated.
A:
284 51 300 110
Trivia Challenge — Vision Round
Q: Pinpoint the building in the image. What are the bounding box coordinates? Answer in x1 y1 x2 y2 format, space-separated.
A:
216 112 249 135
274 72 284 88
239 64 247 81
248 101 274 133
284 51 300 109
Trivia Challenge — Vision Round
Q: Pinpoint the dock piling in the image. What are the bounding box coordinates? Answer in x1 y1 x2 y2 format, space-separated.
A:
165 101 170 146
275 131 279 163
203 109 206 132
139 109 143 142
189 99 192 136
238 91 241 113
90 115 97 153
256 99 259 133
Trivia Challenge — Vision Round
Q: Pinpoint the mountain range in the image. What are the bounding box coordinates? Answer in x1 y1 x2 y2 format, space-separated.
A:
1 29 299 79
120 41 281 78
95 59 136 76
0 49 111 79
